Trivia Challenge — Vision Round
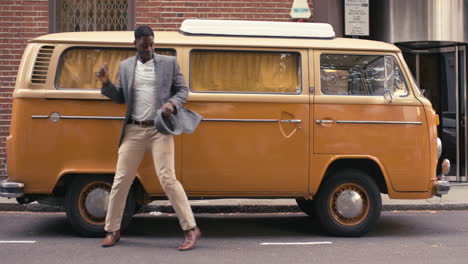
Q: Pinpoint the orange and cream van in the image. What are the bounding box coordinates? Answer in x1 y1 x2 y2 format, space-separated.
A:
0 20 451 237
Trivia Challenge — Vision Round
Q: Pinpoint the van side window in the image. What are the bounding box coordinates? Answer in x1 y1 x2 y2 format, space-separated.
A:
56 48 175 89
190 50 301 93
320 54 408 97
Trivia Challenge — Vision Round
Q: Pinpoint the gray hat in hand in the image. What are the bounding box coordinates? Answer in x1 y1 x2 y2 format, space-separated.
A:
154 106 203 135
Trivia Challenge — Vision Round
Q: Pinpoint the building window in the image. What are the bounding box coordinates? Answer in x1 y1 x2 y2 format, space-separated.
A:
50 0 135 32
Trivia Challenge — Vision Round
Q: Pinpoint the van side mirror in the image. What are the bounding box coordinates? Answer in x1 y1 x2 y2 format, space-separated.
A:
383 88 393 103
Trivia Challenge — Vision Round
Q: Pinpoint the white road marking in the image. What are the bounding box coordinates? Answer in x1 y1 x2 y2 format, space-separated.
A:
261 242 332 245
0 241 36 244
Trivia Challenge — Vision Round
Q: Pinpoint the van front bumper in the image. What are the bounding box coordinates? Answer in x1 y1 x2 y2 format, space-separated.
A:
0 181 24 198
434 158 451 197
434 180 450 197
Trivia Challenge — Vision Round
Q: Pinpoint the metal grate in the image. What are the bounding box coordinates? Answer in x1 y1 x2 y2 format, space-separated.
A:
58 0 129 32
31 46 55 84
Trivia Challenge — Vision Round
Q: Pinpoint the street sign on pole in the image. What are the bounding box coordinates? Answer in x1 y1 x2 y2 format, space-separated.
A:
344 0 369 36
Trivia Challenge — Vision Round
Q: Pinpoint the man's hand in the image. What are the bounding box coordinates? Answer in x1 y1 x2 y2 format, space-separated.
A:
161 102 175 117
96 63 110 84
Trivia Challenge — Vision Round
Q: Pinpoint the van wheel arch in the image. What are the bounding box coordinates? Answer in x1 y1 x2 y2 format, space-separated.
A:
54 173 147 204
319 159 388 194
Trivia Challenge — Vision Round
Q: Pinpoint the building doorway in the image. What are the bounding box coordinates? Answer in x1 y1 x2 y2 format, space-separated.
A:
399 43 467 181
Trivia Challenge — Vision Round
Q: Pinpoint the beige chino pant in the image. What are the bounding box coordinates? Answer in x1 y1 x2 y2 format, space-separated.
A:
105 124 196 232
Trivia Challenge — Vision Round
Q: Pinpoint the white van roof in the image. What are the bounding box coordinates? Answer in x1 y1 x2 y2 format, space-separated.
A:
179 19 335 39
31 19 399 52
31 31 399 51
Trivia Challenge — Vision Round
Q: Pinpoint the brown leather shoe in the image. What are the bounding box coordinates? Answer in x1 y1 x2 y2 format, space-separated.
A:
178 227 201 251
101 230 120 247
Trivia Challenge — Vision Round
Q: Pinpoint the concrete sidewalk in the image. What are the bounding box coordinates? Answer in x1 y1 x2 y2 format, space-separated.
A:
1 183 467 213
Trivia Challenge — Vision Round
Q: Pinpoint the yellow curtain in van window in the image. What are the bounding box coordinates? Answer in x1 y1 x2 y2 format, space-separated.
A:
191 51 300 93
57 49 135 89
57 49 175 89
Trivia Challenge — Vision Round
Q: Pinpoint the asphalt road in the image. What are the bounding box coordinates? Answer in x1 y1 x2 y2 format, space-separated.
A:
0 211 467 264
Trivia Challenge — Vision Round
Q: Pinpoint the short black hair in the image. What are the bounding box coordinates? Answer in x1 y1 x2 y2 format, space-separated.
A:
134 25 154 40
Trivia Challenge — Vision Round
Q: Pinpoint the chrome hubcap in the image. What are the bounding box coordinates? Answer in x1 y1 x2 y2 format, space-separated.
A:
84 188 109 219
335 190 364 219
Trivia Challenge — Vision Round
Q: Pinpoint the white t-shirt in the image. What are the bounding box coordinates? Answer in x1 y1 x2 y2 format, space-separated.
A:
132 59 157 121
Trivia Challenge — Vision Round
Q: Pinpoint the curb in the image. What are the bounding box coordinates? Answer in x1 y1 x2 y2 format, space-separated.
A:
1 203 468 213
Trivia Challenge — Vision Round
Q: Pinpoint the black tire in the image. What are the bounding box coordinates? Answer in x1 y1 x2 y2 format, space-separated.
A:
295 198 316 218
315 169 381 237
65 175 136 237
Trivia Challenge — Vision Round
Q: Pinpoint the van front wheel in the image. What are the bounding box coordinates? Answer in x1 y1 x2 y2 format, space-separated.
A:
65 175 135 237
315 169 381 237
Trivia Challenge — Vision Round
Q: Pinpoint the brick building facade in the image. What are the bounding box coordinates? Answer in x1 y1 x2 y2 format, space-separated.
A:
0 0 315 179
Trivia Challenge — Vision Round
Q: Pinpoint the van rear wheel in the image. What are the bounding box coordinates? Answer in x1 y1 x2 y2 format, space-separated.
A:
65 175 135 237
315 169 381 237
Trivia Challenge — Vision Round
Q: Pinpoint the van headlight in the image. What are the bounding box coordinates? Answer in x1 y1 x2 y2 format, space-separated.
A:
437 137 442 158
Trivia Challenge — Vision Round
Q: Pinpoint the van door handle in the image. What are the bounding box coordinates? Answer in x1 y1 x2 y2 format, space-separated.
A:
315 120 335 124
279 119 302 138
280 119 302 123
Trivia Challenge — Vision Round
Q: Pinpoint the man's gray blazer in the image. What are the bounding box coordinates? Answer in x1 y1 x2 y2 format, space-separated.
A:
101 54 188 146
